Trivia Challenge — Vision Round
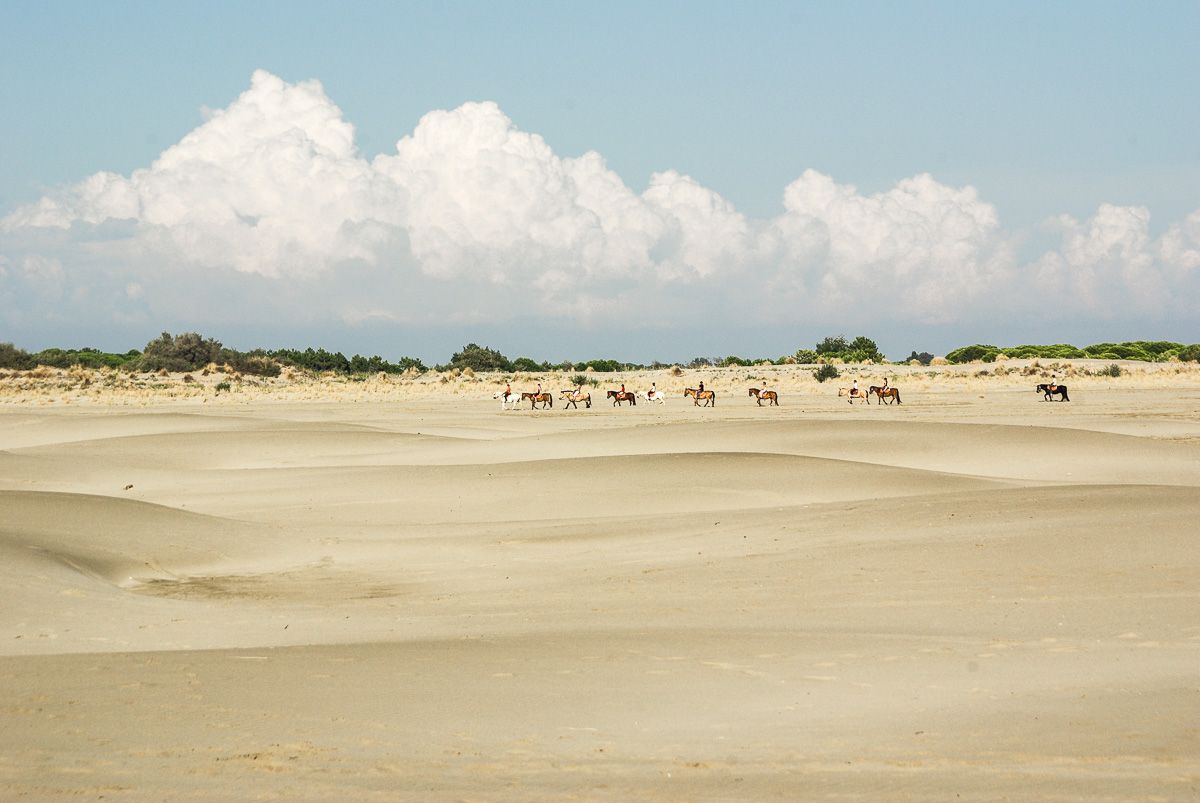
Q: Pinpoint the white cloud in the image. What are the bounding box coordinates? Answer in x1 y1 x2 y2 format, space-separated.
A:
2 69 1198 340
767 171 1008 323
1031 203 1199 316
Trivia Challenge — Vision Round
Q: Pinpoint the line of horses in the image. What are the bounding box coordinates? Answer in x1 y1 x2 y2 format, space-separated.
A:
493 386 731 410
838 385 902 405
494 380 1072 411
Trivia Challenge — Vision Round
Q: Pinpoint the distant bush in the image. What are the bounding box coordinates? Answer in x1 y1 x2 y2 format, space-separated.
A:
448 343 511 373
1001 344 1086 360
793 349 818 364
0 342 36 370
687 356 714 368
1176 344 1200 362
215 381 231 393
581 358 626 372
813 363 840 383
945 344 1000 363
1099 363 1123 377
33 347 140 369
221 349 281 378
811 334 884 364
719 355 756 367
510 357 541 372
137 332 223 372
905 350 934 366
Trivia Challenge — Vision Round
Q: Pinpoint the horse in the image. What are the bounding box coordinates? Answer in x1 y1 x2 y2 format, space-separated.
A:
1036 383 1070 401
607 390 637 406
560 390 591 409
840 388 869 404
639 390 666 405
492 390 521 410
684 387 716 407
869 386 901 405
521 391 553 409
748 388 779 406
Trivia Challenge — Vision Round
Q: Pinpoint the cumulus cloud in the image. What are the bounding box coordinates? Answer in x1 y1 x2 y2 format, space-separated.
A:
2 69 1198 341
1031 203 1200 317
767 171 1009 322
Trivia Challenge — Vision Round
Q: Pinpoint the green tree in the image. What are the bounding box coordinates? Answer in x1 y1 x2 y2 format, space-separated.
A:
815 335 849 355
448 343 512 373
0 342 35 369
510 357 542 372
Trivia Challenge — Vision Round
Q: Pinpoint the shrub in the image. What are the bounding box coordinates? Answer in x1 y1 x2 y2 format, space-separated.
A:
449 343 511 373
215 381 231 392
578 359 622 372
815 335 849 356
1100 363 1123 377
905 350 934 366
945 344 1000 364
793 349 818 364
1176 344 1200 362
813 363 840 383
510 357 541 372
138 332 223 372
0 342 35 370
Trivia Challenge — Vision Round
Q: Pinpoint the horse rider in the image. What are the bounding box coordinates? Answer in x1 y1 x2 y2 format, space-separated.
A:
850 378 858 402
574 381 585 400
536 381 542 397
504 381 512 403
882 376 889 391
649 382 657 400
698 380 705 395
1048 375 1058 393
619 382 626 399
757 385 769 400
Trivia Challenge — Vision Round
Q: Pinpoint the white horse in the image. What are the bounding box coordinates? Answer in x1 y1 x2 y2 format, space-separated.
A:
639 390 666 405
492 391 521 410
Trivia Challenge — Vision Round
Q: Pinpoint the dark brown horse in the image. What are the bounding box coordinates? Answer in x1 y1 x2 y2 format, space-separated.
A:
684 387 716 407
607 390 637 406
869 386 901 405
521 391 553 409
1036 383 1070 401
560 390 591 409
748 388 779 406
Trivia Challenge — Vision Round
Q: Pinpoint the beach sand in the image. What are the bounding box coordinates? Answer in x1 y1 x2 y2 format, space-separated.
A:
1 363 1198 800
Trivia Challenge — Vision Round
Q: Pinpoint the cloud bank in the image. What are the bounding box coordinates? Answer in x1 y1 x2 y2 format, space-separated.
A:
3 70 1198 347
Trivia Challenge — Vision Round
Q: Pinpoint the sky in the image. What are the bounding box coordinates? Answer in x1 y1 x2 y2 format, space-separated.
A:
2 1 1198 362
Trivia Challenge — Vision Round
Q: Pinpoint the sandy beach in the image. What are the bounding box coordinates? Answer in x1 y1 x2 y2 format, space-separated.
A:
1 362 1198 800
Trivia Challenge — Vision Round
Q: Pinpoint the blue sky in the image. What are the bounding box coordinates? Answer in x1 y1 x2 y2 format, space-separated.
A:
2 1 1198 361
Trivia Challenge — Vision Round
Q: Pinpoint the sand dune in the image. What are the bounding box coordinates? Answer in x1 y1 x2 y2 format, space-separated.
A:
1 373 1197 800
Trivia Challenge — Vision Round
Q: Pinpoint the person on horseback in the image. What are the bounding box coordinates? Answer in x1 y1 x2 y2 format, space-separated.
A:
882 377 889 391
574 381 584 400
536 381 542 396
1048 374 1058 393
757 385 768 400
698 380 705 394
504 381 512 402
649 382 657 400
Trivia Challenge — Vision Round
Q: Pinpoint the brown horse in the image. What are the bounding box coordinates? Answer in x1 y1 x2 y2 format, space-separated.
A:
748 388 779 406
607 390 637 406
521 391 553 409
869 386 901 405
560 390 591 409
684 387 716 407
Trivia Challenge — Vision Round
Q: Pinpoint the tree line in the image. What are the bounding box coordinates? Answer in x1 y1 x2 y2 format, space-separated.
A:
2 333 1197 375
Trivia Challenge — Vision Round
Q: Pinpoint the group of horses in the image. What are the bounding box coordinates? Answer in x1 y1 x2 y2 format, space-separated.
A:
839 385 902 404
493 386 736 410
495 379 1072 411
